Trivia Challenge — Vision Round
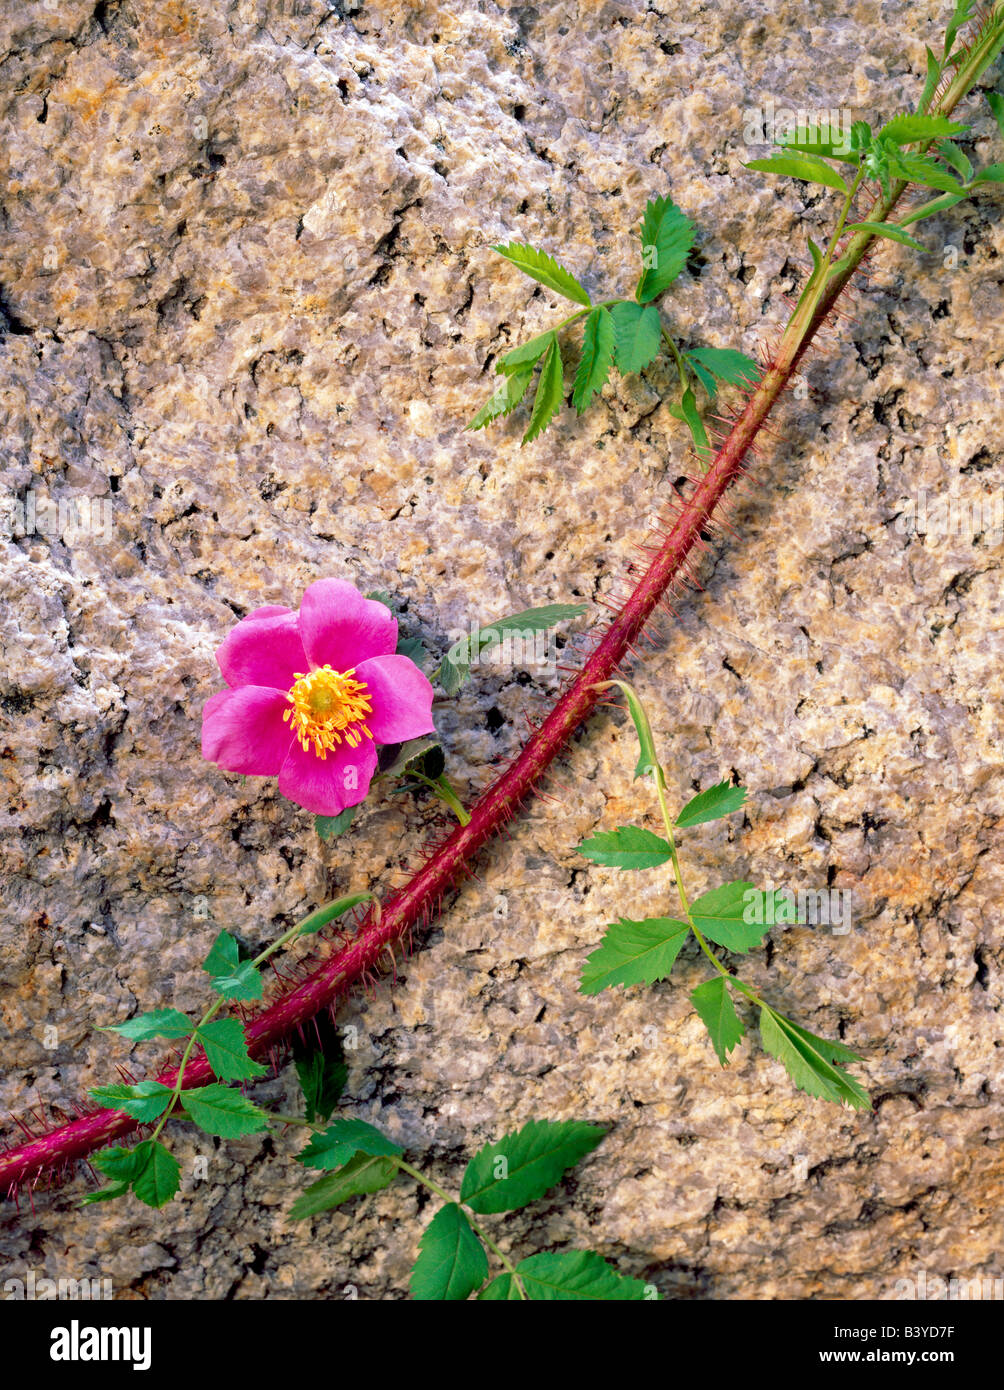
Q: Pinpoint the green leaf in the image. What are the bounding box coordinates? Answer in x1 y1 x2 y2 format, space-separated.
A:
889 150 965 193
366 590 395 611
80 1182 132 1205
918 48 942 114
636 193 695 302
987 92 1004 143
296 1118 403 1170
684 347 759 389
690 977 745 1066
100 1008 193 1042
598 678 661 779
897 192 966 226
201 930 239 978
522 337 564 444
843 220 926 252
89 1081 175 1123
130 1140 181 1209
776 135 859 164
937 140 973 183
580 917 691 995
572 305 615 413
878 114 967 146
688 880 771 954
410 1203 489 1300
297 891 374 937
676 781 747 828
208 959 263 1002
576 825 672 871
744 152 848 193
315 806 357 839
759 1007 871 1109
196 1019 266 1082
181 1084 268 1138
479 1249 651 1301
290 1153 399 1219
460 1119 605 1215
609 301 662 374
498 330 555 374
974 162 1004 183
492 242 591 306
467 360 536 431
93 1145 146 1183
944 0 978 60
293 1015 347 1123
668 386 710 459
439 603 586 694
395 634 428 667
687 355 717 397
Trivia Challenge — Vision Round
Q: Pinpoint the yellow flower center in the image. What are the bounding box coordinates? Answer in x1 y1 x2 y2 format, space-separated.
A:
283 665 373 758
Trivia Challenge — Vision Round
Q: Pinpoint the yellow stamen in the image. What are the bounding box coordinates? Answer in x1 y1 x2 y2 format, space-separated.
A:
283 665 373 759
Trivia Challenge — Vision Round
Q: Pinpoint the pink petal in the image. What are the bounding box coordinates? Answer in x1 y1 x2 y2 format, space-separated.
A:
244 605 292 622
278 734 378 816
297 579 397 672
216 610 308 690
202 687 294 775
353 654 435 745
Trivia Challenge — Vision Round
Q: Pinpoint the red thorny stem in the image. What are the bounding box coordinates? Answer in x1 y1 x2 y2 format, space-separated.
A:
3 10 1001 1196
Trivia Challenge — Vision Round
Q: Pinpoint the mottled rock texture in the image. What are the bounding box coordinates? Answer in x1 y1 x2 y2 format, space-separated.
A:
1 0 1002 1300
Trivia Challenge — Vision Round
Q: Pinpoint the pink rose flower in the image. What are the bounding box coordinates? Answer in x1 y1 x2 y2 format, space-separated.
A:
202 579 435 816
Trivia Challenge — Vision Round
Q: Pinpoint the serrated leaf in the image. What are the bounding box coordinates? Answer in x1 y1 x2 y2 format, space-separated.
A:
688 880 771 954
676 781 747 828
572 305 615 413
439 603 585 694
315 806 357 839
196 1019 266 1082
498 330 555 374
897 192 966 226
181 1083 268 1138
100 1008 193 1042
293 1014 347 1123
776 135 859 164
636 194 695 302
844 220 926 251
460 1119 605 1215
208 959 263 1003
987 92 1004 142
89 1081 175 1123
944 0 979 60
467 360 536 431
918 47 941 115
479 1249 651 1301
668 386 710 460
130 1140 181 1209
80 1182 132 1206
379 736 442 780
410 1203 489 1300
522 337 564 444
201 930 239 978
889 151 965 193
609 301 662 374
580 917 690 995
290 1153 399 1219
937 140 973 183
684 348 759 389
296 1118 403 1170
759 1007 871 1109
744 152 848 193
879 114 967 146
366 589 395 611
93 1145 146 1182
690 976 745 1066
974 162 1004 183
492 242 591 305
576 825 672 871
